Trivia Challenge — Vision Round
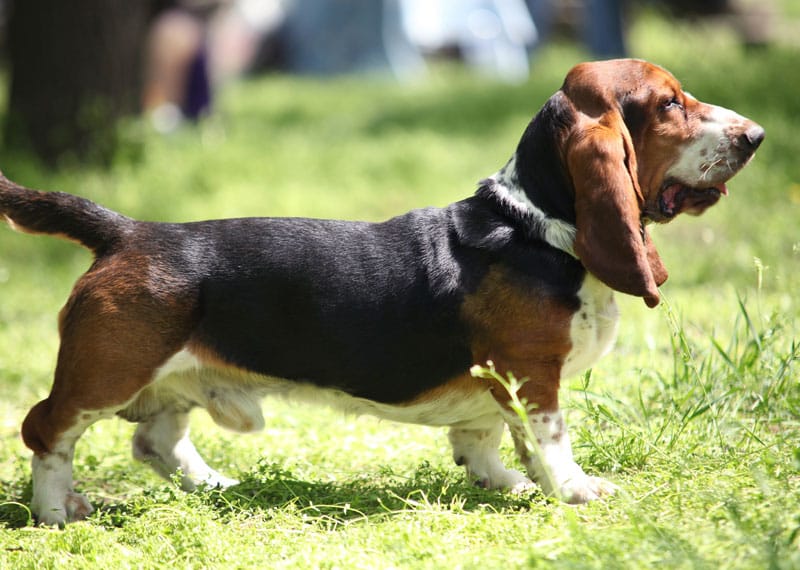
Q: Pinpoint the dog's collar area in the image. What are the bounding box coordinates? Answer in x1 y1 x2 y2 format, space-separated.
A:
477 158 577 258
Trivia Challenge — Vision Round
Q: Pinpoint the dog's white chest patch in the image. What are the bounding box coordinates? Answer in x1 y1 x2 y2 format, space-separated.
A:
561 275 619 379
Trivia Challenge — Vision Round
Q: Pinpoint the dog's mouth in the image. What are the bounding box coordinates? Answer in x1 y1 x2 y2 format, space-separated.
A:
648 180 727 222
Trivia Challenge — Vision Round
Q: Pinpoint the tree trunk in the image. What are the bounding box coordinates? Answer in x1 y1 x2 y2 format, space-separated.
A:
5 0 152 166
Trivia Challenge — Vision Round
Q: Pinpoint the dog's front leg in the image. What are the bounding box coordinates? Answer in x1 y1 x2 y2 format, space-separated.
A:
448 418 534 492
488 365 618 503
505 408 617 503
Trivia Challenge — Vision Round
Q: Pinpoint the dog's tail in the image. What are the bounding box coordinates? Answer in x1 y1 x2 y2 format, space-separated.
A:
0 171 132 255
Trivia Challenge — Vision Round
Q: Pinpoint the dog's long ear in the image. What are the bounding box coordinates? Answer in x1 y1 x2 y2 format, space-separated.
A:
565 108 667 307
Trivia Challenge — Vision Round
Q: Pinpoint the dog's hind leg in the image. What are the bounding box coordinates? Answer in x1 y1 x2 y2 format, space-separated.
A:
22 402 118 526
21 268 198 525
21 346 174 525
132 409 239 490
448 418 534 492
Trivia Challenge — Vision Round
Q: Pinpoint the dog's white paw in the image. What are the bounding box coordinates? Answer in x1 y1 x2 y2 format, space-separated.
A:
473 466 533 491
508 478 538 494
201 471 239 489
558 474 619 504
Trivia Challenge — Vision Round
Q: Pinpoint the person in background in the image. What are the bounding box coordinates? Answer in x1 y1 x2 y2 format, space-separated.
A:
143 1 218 133
526 0 627 59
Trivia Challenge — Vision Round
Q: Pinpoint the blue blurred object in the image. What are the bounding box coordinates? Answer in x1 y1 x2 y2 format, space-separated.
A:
526 0 626 59
585 0 626 58
183 44 212 119
280 0 537 82
402 0 537 82
280 0 425 79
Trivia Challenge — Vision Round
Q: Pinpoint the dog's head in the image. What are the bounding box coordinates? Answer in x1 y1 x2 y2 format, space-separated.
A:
512 59 764 307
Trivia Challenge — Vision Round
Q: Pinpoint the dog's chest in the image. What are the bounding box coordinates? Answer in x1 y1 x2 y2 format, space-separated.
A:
561 275 619 379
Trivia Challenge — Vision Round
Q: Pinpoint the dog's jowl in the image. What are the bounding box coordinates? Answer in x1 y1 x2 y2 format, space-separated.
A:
0 59 763 525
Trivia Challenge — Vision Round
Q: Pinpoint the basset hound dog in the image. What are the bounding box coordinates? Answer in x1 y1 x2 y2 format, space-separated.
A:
1 59 763 526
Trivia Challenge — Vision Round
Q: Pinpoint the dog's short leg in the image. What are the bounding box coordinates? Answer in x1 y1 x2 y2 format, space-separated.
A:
23 401 114 526
448 418 534 492
485 363 617 503
132 409 238 490
506 409 618 503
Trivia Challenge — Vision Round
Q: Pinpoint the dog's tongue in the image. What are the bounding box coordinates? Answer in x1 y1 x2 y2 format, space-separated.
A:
662 182 729 213
662 183 683 213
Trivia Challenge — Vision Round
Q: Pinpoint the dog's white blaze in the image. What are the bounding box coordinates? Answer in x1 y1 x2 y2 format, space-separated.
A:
562 274 619 379
666 103 750 186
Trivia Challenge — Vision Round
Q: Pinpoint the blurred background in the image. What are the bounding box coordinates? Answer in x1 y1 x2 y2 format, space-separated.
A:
0 0 797 324
0 2 798 549
0 0 797 315
0 0 795 166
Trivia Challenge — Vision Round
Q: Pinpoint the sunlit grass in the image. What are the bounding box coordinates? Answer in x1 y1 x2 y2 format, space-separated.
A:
1 10 799 569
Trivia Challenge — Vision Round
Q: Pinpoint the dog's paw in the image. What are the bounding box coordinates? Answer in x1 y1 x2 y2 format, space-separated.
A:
65 491 95 521
35 491 94 527
559 475 619 504
508 478 538 494
473 467 533 492
202 472 239 489
183 469 239 492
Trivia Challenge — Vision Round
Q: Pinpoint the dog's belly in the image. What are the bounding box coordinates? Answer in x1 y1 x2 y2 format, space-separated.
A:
121 349 501 432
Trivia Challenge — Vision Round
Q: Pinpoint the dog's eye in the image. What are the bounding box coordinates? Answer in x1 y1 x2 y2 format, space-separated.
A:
661 96 684 112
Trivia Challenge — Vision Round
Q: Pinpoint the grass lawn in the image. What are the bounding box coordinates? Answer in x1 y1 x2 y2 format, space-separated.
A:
1 10 799 569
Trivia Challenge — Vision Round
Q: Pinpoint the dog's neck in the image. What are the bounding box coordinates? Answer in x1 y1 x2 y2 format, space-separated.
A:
477 155 576 256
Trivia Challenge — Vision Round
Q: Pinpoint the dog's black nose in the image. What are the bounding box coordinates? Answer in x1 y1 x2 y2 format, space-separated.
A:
743 124 765 150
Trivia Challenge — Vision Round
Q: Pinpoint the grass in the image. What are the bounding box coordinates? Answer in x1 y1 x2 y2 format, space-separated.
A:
1 9 799 569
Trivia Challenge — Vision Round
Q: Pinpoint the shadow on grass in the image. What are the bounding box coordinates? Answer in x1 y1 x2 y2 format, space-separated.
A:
0 479 33 529
213 462 544 524
0 462 546 529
